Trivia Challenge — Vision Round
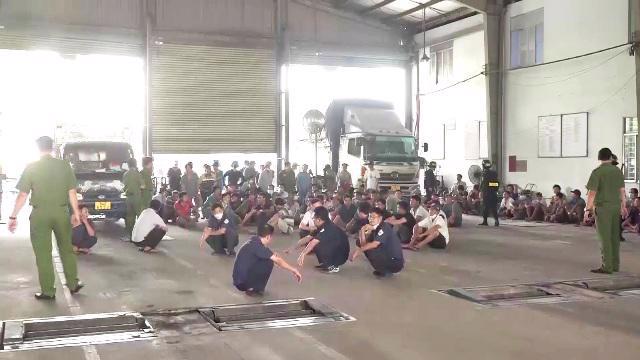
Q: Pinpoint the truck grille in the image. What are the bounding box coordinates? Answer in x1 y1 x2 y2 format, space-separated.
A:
380 173 415 182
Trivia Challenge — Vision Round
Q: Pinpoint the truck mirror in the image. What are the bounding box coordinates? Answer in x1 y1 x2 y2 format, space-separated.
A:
423 143 428 153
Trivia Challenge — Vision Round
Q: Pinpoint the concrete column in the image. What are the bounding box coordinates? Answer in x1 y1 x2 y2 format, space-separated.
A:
142 0 155 156
405 58 414 131
633 0 640 130
483 0 504 178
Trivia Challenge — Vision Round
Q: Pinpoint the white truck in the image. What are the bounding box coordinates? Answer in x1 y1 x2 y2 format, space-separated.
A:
325 99 423 194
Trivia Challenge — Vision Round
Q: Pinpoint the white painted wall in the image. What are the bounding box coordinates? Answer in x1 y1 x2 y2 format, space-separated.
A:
414 0 636 196
414 15 487 189
504 0 636 195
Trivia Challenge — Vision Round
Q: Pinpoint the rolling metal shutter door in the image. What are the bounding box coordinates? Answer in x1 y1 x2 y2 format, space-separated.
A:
151 43 277 154
0 32 142 57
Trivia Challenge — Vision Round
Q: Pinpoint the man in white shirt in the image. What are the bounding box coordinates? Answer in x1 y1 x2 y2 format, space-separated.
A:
409 195 428 222
498 191 516 219
403 203 449 250
298 198 322 238
450 174 467 194
132 200 168 253
365 163 381 191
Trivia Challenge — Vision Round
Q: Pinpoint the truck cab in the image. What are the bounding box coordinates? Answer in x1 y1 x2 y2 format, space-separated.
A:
61 141 133 221
330 103 421 194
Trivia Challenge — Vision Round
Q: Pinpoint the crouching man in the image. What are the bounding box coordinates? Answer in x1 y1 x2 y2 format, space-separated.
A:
232 224 302 296
132 200 168 253
350 208 404 277
296 207 350 273
200 203 239 256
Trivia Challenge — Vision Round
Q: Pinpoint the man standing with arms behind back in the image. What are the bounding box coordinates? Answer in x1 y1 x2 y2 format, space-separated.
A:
585 148 626 274
8 136 84 300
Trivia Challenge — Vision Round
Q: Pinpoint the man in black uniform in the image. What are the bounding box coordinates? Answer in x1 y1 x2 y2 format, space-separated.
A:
479 160 500 227
351 207 404 277
424 161 437 200
296 207 350 273
232 224 302 296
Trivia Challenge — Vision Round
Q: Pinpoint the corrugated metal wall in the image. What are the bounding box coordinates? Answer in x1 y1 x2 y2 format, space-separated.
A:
150 43 276 154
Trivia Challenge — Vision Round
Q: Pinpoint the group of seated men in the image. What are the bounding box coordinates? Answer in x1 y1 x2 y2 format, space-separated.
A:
494 184 587 225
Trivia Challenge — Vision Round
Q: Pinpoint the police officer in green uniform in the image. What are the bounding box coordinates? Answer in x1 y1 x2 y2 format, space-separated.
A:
7 136 84 300
123 158 143 238
585 148 626 274
140 157 154 210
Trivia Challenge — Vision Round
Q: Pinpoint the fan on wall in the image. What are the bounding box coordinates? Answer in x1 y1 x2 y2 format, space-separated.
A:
302 109 326 175
468 164 483 185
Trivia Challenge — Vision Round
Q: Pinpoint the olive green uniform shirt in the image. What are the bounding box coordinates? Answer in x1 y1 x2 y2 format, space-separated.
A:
16 155 76 206
279 168 296 193
586 163 624 207
123 168 143 197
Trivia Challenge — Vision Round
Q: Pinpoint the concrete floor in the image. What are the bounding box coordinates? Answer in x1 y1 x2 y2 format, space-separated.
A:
1 214 640 360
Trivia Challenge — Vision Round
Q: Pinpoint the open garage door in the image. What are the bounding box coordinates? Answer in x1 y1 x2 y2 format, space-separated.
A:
150 43 277 154
0 31 142 57
290 47 408 68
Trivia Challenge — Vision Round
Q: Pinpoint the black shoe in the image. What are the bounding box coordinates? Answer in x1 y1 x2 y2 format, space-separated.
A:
69 282 84 294
373 270 389 278
478 222 488 226
315 264 327 269
620 237 626 242
590 267 613 274
35 293 56 300
494 222 500 227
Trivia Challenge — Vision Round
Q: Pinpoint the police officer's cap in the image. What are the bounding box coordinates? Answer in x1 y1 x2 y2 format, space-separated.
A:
428 161 437 169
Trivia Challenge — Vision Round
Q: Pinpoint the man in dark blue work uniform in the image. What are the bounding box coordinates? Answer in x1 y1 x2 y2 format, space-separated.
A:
232 224 302 296
351 207 404 277
479 160 500 227
200 203 239 256
296 207 350 273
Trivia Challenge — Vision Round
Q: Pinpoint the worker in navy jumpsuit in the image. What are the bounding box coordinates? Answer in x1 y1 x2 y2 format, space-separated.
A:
297 207 349 273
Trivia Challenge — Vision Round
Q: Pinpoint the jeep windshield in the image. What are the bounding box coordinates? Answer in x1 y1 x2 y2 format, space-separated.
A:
63 143 133 175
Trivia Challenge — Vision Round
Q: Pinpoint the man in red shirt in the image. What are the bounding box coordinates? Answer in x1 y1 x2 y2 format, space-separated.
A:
175 192 195 228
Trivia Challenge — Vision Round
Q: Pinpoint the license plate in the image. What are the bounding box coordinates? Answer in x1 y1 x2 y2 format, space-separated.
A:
95 202 112 210
390 185 401 191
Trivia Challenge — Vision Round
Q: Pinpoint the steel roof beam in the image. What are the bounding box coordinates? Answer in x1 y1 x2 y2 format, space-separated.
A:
360 0 397 15
383 0 444 21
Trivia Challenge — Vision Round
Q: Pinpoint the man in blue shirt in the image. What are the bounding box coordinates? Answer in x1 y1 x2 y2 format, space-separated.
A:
232 224 302 296
296 164 312 206
296 207 350 273
351 207 404 277
200 203 239 256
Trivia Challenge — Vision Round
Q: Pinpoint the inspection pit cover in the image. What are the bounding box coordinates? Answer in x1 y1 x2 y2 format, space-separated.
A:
0 312 155 352
438 284 573 307
563 276 640 296
198 298 355 331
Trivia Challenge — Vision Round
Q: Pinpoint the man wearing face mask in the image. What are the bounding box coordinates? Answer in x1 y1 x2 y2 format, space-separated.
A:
296 207 349 273
350 207 404 277
233 224 302 296
201 203 239 256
